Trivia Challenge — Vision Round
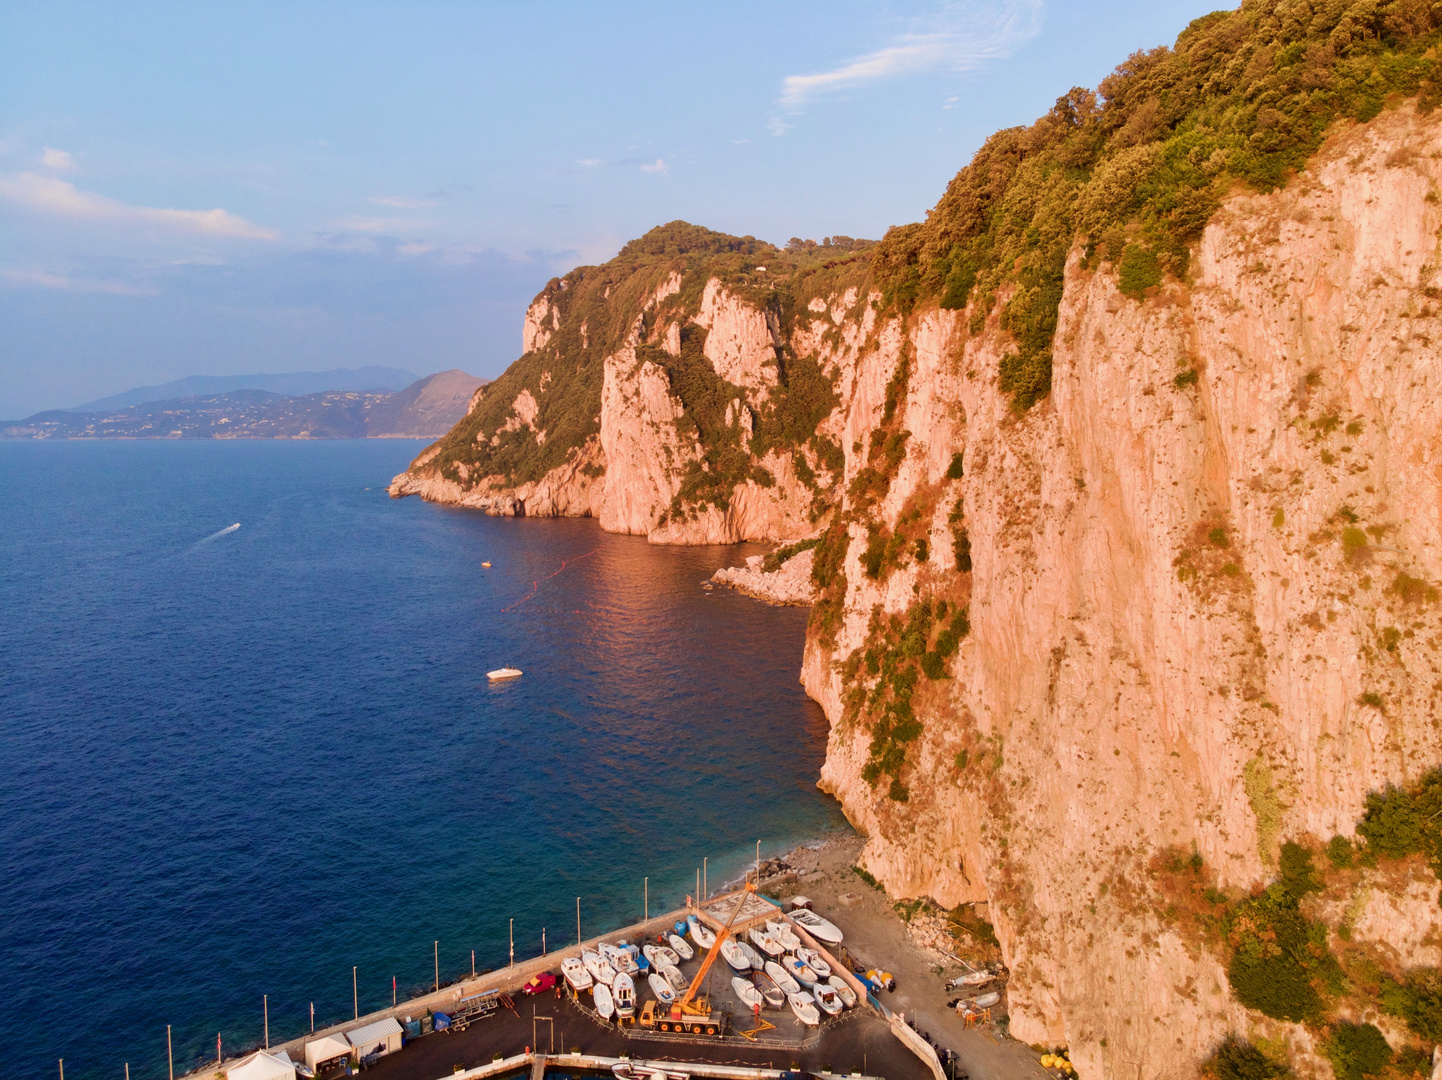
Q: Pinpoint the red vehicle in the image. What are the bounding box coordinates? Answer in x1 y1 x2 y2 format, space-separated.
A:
522 972 557 995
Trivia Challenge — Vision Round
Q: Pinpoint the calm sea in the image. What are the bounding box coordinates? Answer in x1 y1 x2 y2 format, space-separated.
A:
0 440 848 1080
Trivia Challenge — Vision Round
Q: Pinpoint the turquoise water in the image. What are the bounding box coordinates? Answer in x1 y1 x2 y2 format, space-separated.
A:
0 440 849 1080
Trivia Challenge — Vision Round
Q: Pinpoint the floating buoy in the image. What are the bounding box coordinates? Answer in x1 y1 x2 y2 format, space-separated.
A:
482 561 492 568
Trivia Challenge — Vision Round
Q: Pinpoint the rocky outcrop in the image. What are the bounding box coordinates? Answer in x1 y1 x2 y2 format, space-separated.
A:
803 102 1442 1075
711 549 817 605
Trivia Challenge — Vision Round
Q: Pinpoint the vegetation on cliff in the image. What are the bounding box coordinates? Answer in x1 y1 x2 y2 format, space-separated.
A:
872 0 1442 411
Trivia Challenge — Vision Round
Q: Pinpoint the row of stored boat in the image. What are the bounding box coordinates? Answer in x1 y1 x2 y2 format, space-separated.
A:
559 912 854 1028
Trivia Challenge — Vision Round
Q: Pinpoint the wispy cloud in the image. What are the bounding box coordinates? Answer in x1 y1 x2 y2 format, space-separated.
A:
332 215 431 234
1 267 155 295
778 0 1042 109
40 147 75 171
576 158 603 168
0 173 277 239
640 159 669 176
368 195 437 209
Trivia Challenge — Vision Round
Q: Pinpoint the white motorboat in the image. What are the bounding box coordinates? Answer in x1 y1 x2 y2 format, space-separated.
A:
732 976 764 1010
649 972 677 1004
749 928 784 957
949 970 993 989
602 944 638 975
583 950 617 986
764 960 800 995
971 991 1001 1009
766 918 801 950
487 667 522 680
660 964 688 995
781 954 818 986
667 933 694 960
613 972 636 1018
812 983 843 1016
753 969 786 1009
687 915 716 949
642 944 662 969
720 937 750 971
562 956 593 991
594 981 614 1020
653 944 679 968
789 909 843 944
797 947 831 978
739 940 766 970
828 975 857 1007
787 991 821 1026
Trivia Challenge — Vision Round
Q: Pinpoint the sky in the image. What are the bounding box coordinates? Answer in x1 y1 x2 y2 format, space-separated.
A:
0 0 1227 418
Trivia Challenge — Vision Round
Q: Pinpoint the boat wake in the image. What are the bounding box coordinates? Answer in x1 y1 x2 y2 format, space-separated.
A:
500 547 598 613
193 523 241 548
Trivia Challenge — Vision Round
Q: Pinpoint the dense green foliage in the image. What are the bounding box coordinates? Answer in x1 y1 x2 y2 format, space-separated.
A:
1204 1037 1292 1080
1356 769 1442 871
1323 1023 1392 1080
870 0 1442 410
1278 841 1323 898
1382 968 1442 1041
1225 883 1337 1022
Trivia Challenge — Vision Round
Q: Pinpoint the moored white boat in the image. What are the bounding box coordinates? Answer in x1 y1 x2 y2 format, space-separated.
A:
812 983 843 1016
661 964 688 995
562 956 593 991
732 976 764 1010
739 940 765 970
789 909 843 944
594 981 614 1020
687 915 716 949
797 947 831 978
787 991 820 1026
753 969 786 1009
764 960 800 995
667 933 694 960
781 953 817 986
766 918 801 950
653 944 679 967
720 937 750 971
486 666 522 681
613 972 636 1018
972 991 1001 1009
583 950 617 986
649 972 677 1004
828 975 857 1008
749 928 784 957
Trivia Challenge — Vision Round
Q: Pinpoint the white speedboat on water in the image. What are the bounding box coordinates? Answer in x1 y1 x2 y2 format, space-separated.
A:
812 983 843 1016
767 918 801 951
732 977 764 1010
486 666 522 681
720 937 750 971
788 991 821 1026
781 953 818 986
789 909 843 944
797 947 831 978
828 975 857 1007
687 915 716 949
594 981 614 1020
764 960 800 994
562 956 593 991
649 972 677 1004
667 933 694 960
613 972 636 1018
753 969 786 1009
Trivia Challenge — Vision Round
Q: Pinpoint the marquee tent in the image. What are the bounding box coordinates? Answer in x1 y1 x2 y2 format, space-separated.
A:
226 1050 296 1080
304 1034 353 1072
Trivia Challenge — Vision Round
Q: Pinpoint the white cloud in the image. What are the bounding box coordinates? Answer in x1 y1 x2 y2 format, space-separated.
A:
640 159 669 175
767 116 791 137
778 0 1042 108
397 242 436 256
369 195 437 208
0 173 277 239
332 215 431 234
1 267 155 295
41 147 75 171
576 158 602 168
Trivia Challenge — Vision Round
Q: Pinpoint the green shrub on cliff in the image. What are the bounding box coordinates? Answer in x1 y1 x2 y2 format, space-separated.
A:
1324 1022 1392 1080
1381 969 1442 1041
870 0 1442 411
1204 1036 1291 1080
1225 884 1337 1023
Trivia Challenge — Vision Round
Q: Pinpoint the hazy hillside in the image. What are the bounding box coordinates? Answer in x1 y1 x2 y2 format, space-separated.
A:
66 366 421 413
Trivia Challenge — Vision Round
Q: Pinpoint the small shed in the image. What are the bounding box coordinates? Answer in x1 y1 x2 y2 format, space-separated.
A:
304 1034 353 1072
346 1016 404 1059
227 1050 296 1080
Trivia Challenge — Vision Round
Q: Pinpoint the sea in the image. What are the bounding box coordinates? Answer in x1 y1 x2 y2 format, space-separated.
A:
0 439 850 1080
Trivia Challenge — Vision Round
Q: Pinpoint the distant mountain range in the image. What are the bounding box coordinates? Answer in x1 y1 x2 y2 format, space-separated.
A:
2 370 484 440
65 366 422 413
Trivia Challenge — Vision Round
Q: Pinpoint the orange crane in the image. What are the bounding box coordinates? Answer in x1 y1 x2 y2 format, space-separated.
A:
658 883 756 1035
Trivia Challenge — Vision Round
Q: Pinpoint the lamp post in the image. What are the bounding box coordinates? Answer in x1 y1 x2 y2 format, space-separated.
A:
644 877 648 923
353 967 358 1020
310 1002 314 1034
434 941 439 993
167 1025 174 1080
703 857 707 900
509 918 515 970
264 994 269 1049
576 897 580 945
756 840 761 883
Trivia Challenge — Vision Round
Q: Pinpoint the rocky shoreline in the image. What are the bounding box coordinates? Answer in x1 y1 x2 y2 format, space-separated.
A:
709 548 816 606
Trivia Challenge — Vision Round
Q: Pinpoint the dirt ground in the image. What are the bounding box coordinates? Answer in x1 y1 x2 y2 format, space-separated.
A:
774 835 1052 1080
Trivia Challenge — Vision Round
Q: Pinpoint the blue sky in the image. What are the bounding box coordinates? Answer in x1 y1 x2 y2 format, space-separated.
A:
0 0 1225 417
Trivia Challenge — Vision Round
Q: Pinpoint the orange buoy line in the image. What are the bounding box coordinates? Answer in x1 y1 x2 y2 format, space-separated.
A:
500 548 600 613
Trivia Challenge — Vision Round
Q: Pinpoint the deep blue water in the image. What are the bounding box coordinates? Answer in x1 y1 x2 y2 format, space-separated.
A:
0 440 848 1080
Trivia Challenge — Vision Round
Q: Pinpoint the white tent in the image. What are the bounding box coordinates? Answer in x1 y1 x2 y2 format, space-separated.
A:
304 1033 354 1072
227 1050 296 1080
346 1016 403 1059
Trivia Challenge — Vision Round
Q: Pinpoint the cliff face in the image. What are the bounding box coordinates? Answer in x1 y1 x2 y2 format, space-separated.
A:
805 102 1442 1075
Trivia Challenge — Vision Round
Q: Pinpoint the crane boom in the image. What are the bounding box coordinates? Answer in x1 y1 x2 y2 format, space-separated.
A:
674 883 756 1016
